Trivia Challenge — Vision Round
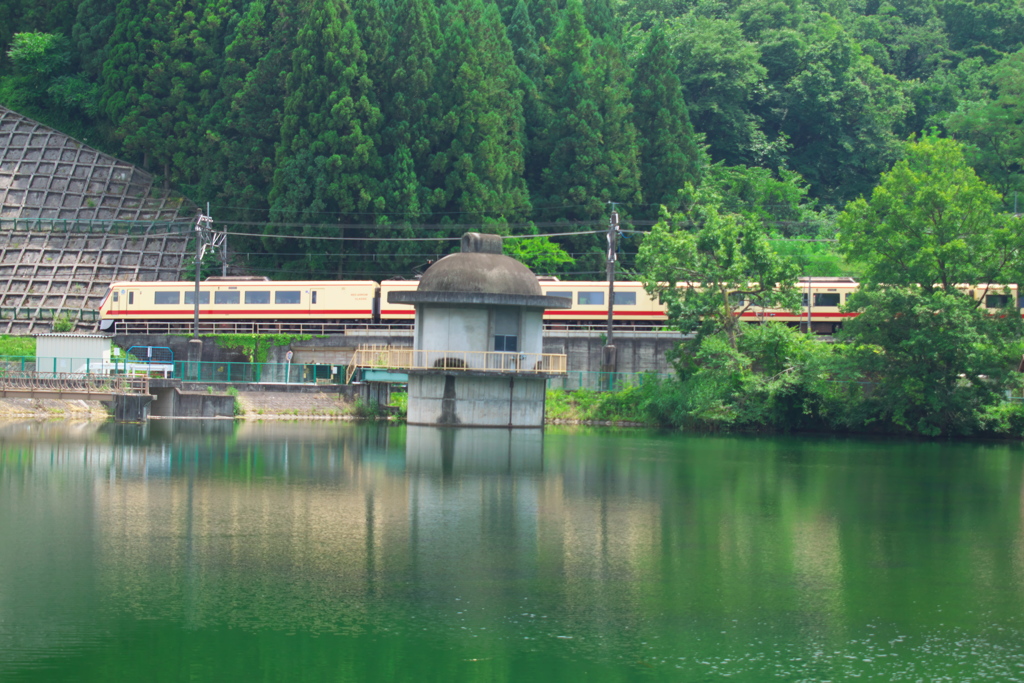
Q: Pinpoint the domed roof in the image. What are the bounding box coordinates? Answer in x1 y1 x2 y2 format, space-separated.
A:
386 232 570 309
417 251 543 297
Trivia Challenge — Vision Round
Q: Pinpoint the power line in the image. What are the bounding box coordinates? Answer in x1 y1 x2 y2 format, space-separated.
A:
219 228 607 242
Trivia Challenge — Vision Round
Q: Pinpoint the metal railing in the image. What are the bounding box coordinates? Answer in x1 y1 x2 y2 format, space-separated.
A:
0 370 149 396
1 356 330 385
170 360 333 384
111 320 413 336
0 308 99 321
547 371 674 392
347 345 567 382
1 218 194 234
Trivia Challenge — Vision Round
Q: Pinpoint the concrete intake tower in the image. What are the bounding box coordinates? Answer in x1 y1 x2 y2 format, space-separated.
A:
385 233 570 427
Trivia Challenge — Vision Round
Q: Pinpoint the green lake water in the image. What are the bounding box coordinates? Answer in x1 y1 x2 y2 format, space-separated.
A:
1 420 1023 682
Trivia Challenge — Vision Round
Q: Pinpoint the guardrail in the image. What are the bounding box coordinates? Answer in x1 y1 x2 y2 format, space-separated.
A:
111 320 413 336
0 308 99 321
100 320 679 336
0 370 149 397
547 371 674 392
347 345 567 382
1 218 194 234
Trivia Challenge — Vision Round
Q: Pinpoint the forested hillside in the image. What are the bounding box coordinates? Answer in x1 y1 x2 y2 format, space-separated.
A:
1 0 1022 279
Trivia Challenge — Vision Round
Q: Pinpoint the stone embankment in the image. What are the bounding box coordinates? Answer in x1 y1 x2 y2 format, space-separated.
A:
0 390 371 421
0 398 109 419
233 390 362 419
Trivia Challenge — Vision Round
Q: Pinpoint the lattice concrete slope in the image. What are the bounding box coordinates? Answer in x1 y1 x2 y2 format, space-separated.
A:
0 106 196 335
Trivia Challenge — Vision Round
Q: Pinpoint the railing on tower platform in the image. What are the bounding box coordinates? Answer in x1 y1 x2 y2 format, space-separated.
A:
346 345 567 383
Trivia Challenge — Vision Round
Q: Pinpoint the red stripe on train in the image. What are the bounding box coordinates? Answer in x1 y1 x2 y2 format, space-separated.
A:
109 309 373 316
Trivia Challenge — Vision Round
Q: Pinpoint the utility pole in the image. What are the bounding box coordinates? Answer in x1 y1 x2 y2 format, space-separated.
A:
806 276 813 333
192 210 213 341
189 209 214 381
602 205 619 385
606 206 619 345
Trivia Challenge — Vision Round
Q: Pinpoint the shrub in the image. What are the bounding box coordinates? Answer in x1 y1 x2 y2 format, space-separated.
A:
52 315 74 333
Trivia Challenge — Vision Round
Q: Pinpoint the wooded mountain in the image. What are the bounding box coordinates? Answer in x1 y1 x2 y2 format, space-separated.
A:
1 0 1022 278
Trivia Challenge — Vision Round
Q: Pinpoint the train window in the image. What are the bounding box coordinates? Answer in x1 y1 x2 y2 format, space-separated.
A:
112 292 119 303
814 293 841 307
154 291 180 305
128 292 134 305
184 291 210 305
245 291 271 305
986 294 1010 308
275 291 301 304
613 292 636 305
1019 296 1024 309
578 291 605 305
802 293 808 306
312 291 318 304
549 291 572 299
215 291 240 305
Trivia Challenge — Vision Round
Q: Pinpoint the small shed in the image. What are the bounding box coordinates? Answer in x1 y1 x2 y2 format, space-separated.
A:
35 333 112 374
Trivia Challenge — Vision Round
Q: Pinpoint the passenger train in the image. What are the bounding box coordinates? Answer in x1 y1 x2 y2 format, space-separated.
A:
96 276 1019 334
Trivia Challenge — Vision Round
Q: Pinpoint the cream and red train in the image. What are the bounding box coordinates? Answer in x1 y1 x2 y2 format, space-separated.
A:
97 276 1018 333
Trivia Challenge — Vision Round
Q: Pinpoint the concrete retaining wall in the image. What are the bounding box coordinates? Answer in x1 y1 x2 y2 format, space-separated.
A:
115 331 679 375
543 333 680 374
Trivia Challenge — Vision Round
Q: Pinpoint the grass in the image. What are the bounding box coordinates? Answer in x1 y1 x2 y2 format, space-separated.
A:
0 335 35 357
545 387 652 424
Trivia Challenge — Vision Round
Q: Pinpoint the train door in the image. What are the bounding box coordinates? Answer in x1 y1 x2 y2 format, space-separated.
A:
308 288 325 315
108 287 126 316
125 288 143 314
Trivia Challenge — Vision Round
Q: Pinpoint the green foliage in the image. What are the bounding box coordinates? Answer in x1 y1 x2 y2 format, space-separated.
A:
771 236 855 278
6 32 69 76
206 334 311 364
4 0 1024 282
836 136 1024 436
637 183 801 348
631 22 702 216
52 315 74 333
350 398 383 419
535 0 642 268
977 401 1024 439
267 0 382 277
545 385 653 423
702 165 814 228
838 135 1023 293
840 287 1024 436
225 387 244 416
0 335 35 357
388 391 408 418
503 235 574 274
766 14 912 202
945 49 1024 200
666 13 777 168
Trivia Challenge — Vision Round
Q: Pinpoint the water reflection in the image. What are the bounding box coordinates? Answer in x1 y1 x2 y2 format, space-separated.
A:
1 422 1024 681
406 426 544 474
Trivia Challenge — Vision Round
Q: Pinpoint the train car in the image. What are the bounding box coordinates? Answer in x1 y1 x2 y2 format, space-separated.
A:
378 280 420 323
538 280 667 326
536 278 861 332
95 276 1022 334
98 278 378 331
740 277 861 334
965 283 1019 310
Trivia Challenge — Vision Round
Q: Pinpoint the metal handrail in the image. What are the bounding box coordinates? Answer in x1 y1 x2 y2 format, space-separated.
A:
0 370 149 395
347 345 567 382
